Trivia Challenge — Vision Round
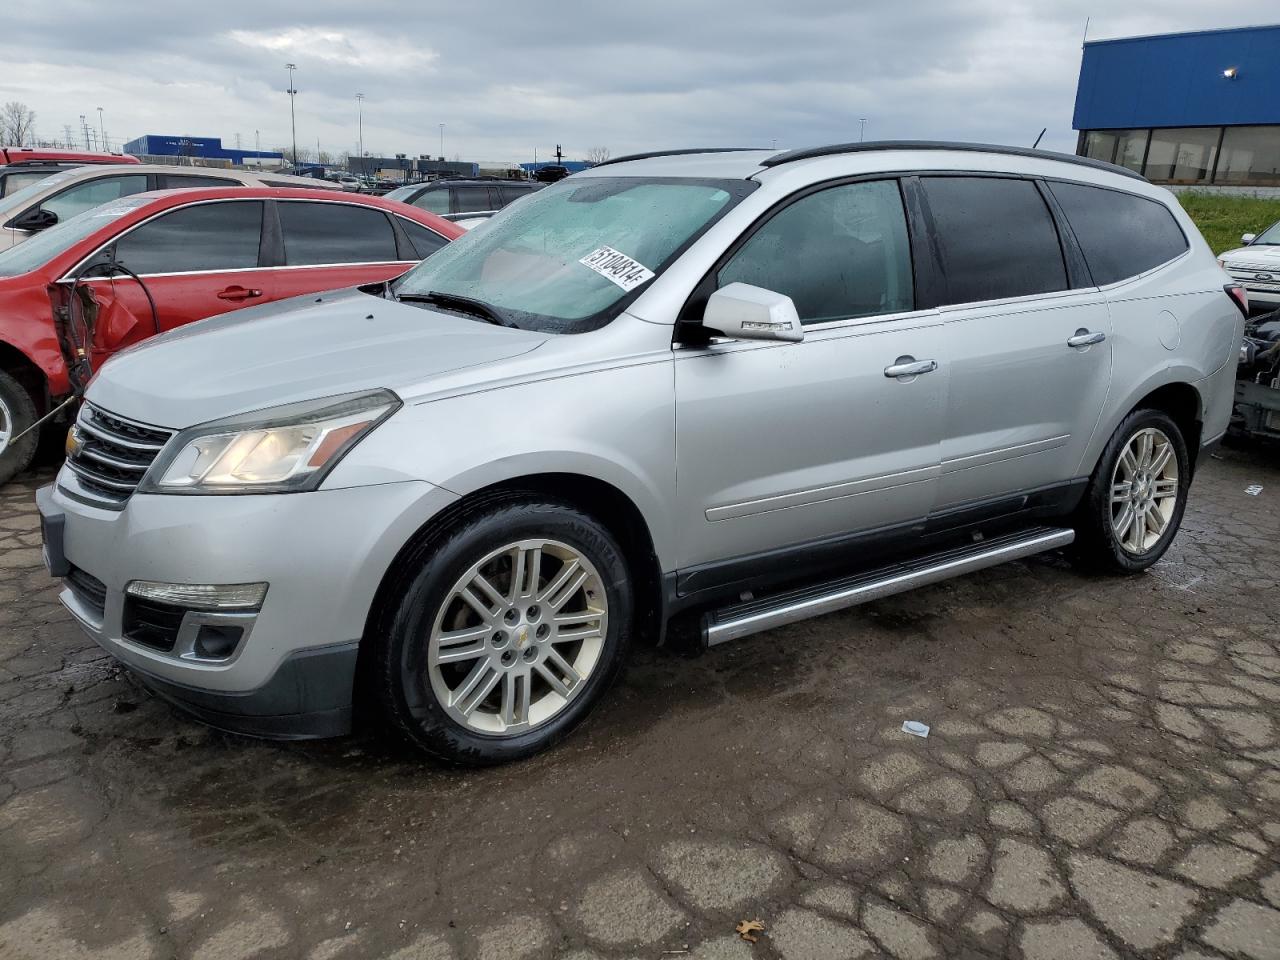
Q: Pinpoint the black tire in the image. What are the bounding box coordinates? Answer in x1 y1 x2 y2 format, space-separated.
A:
1072 408 1190 574
370 495 633 765
0 370 39 487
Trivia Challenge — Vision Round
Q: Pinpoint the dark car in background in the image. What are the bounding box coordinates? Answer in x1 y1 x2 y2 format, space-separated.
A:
383 178 543 222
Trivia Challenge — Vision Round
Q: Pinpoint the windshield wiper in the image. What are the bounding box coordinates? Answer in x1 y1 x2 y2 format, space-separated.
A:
396 290 516 327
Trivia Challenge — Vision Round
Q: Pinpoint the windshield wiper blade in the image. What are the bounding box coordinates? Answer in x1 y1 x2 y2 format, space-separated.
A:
396 290 516 327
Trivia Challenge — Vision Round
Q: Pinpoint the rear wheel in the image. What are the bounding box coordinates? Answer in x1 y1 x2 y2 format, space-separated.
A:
1073 409 1189 573
0 370 39 487
372 497 633 765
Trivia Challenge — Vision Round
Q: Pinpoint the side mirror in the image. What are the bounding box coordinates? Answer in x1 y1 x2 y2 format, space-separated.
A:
1242 233 1257 245
702 282 803 342
12 208 58 232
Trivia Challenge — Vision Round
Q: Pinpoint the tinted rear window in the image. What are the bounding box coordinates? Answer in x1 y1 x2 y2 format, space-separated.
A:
113 201 263 274
921 176 1068 305
1047 182 1188 286
279 202 398 265
397 218 448 258
452 185 494 214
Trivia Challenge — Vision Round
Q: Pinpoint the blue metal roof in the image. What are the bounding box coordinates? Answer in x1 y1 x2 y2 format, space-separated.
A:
1073 24 1280 130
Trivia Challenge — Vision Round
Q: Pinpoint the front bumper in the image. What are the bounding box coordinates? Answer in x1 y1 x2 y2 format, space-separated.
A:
39 476 457 738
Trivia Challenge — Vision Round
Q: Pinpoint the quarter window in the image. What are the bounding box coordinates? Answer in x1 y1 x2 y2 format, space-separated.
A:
921 177 1068 305
40 175 149 223
718 179 914 324
278 202 398 265
1 170 54 197
1047 182 1188 286
111 201 264 274
398 218 448 258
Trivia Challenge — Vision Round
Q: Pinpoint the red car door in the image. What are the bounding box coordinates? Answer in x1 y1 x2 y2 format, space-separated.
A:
77 199 278 356
267 199 422 299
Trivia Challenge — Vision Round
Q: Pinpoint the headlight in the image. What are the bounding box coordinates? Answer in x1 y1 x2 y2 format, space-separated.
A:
140 389 400 495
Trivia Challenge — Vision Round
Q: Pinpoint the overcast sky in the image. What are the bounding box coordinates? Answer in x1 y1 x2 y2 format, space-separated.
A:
3 1 1267 165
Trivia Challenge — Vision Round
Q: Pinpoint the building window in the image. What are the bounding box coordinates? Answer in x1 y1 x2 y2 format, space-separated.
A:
1081 129 1148 172
1216 126 1280 184
1143 127 1220 183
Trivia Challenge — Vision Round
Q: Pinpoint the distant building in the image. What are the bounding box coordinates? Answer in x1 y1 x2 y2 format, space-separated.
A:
348 156 478 179
1073 24 1280 187
122 135 284 167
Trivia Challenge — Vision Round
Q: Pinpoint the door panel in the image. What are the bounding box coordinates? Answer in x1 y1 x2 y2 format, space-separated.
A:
938 291 1112 507
674 317 947 568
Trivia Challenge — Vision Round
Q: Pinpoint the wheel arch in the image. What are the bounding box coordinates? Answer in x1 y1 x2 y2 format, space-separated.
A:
1086 375 1204 481
0 340 50 415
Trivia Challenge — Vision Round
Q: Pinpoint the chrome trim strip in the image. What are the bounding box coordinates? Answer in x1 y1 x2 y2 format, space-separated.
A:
64 459 136 492
941 434 1070 473
77 445 150 472
75 415 166 452
702 527 1075 645
706 466 936 522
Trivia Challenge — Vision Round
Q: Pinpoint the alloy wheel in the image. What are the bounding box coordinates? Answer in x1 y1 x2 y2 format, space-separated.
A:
0 392 11 456
426 538 608 735
1109 426 1179 556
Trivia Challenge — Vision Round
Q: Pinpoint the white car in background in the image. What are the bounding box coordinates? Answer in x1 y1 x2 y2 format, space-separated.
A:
0 164 339 251
1219 219 1280 312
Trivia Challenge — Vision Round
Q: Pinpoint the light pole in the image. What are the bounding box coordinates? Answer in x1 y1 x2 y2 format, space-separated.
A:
97 107 106 151
285 63 298 168
859 118 868 143
355 93 365 167
439 123 445 159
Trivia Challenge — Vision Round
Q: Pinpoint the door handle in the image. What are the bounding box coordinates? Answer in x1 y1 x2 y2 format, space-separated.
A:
1067 329 1106 348
883 357 938 379
217 286 263 302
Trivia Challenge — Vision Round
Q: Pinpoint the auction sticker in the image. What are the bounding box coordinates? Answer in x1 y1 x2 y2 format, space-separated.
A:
578 246 654 292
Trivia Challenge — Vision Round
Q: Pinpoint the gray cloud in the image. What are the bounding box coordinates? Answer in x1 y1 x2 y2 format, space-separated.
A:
3 1 1263 163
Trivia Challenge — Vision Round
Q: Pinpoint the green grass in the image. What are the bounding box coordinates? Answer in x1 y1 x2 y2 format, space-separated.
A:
1176 191 1280 255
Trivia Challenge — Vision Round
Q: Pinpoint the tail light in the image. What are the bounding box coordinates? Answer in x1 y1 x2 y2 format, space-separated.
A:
1225 283 1249 319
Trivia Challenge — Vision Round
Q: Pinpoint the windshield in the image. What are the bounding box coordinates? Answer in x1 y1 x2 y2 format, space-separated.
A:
1253 220 1280 245
0 196 150 278
391 176 754 333
0 171 73 220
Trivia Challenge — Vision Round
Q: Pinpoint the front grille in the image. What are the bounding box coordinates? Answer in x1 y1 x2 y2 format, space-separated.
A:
63 404 173 508
65 565 107 618
122 595 184 652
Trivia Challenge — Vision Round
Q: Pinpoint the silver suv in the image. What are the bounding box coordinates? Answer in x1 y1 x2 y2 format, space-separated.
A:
38 142 1245 764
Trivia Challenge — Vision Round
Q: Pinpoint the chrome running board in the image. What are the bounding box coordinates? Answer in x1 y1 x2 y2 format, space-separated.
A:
701 526 1075 646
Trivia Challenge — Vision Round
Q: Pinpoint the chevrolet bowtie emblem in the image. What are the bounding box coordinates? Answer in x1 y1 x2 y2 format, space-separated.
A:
65 425 84 459
517 626 530 648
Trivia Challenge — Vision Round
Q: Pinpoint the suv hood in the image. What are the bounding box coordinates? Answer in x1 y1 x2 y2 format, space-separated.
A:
86 288 549 428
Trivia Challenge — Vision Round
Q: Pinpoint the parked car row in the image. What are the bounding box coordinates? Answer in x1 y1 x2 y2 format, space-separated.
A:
32 142 1245 765
0 186 462 481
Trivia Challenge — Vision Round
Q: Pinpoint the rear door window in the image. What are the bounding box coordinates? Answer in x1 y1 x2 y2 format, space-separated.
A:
498 184 533 205
111 201 264 274
452 185 494 214
920 176 1068 305
1047 182 1189 286
718 178 914 324
40 175 149 223
278 201 398 265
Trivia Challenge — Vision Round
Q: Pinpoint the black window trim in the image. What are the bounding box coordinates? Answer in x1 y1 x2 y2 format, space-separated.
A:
59 196 269 280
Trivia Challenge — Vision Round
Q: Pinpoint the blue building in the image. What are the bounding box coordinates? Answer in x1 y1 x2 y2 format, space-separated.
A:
1073 24 1280 185
121 135 283 166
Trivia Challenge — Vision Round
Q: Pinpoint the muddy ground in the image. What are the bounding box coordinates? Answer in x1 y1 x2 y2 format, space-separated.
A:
1 446 1278 960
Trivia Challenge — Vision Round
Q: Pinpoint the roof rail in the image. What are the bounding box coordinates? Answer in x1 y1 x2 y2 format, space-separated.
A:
760 140 1147 182
591 147 768 169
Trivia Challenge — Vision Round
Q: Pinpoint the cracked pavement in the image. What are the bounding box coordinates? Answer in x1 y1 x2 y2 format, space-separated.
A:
1 446 1279 960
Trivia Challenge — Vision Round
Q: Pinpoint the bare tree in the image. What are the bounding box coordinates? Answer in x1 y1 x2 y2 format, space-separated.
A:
586 146 611 164
317 150 334 165
1 101 36 146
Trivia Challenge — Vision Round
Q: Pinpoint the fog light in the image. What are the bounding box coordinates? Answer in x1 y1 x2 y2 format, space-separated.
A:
125 581 267 611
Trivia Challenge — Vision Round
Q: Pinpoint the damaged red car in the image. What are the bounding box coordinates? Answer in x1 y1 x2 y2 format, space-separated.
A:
0 187 463 482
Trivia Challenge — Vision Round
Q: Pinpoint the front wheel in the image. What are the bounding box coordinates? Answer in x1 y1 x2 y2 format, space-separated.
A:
371 497 633 765
0 370 39 487
1073 409 1190 573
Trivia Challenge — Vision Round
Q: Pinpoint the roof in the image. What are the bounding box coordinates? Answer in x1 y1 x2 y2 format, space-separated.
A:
574 142 1143 182
1074 23 1280 130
